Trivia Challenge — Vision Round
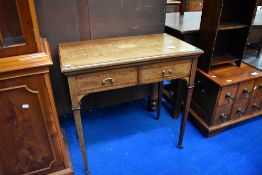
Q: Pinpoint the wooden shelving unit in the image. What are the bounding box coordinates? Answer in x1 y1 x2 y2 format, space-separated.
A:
198 0 258 72
212 53 239 66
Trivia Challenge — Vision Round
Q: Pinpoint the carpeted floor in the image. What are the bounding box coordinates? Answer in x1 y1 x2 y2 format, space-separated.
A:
61 99 262 175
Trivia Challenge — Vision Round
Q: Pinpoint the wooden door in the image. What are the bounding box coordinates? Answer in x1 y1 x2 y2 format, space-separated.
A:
0 74 65 175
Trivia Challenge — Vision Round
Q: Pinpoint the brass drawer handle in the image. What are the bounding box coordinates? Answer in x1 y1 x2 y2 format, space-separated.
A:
162 69 172 77
102 77 115 85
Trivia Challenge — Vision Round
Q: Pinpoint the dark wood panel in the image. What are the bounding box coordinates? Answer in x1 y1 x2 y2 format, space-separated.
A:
0 75 67 175
0 0 23 40
88 0 166 39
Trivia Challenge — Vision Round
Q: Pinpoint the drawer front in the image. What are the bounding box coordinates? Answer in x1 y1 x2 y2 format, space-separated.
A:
218 85 238 106
76 67 137 94
247 97 262 114
236 80 255 100
252 78 262 97
231 99 248 120
139 60 192 84
213 105 232 125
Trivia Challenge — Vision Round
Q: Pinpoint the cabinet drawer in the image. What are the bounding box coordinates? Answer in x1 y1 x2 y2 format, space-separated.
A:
213 105 232 125
76 67 137 94
252 78 262 97
139 60 192 84
218 85 238 106
231 99 248 120
236 80 255 100
247 97 262 114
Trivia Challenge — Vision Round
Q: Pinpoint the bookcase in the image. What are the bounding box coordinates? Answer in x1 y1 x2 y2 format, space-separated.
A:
198 0 258 72
0 0 42 58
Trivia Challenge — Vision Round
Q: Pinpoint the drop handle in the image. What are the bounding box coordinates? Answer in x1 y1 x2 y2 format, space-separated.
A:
225 92 234 102
162 69 172 77
243 88 251 95
220 113 228 122
252 103 260 111
102 77 115 84
236 108 245 116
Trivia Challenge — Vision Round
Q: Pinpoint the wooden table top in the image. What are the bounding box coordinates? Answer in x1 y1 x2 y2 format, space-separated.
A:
166 11 262 34
199 63 262 86
59 34 203 73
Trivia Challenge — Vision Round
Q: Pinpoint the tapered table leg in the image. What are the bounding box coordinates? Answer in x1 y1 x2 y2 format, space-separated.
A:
178 85 194 149
73 109 91 175
157 81 163 120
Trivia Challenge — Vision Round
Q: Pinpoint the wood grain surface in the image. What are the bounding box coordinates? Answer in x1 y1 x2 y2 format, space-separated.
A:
59 34 203 73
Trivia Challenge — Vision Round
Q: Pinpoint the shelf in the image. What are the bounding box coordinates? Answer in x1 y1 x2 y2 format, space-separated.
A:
218 22 248 31
212 53 240 66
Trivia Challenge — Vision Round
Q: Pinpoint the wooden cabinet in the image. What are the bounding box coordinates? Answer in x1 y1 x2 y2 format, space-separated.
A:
0 0 73 174
0 40 73 175
190 63 262 137
0 0 42 58
198 0 257 72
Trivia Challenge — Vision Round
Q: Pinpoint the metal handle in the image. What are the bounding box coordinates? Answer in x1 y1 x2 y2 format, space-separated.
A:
225 92 234 103
102 77 115 84
243 88 251 95
162 69 172 77
252 103 260 111
220 113 228 122
236 108 245 116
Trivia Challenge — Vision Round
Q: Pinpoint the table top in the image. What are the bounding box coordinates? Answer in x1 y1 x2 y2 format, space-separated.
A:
59 34 203 73
165 11 262 34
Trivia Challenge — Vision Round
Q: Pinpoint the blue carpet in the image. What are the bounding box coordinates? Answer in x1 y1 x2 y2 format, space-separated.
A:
61 99 262 175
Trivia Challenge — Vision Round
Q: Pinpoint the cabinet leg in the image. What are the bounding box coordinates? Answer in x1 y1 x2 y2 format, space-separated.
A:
178 86 194 149
73 109 90 175
157 82 163 120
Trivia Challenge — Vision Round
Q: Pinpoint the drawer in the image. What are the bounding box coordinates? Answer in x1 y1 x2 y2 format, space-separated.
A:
139 60 192 84
218 85 238 106
231 99 248 120
75 67 137 94
236 80 255 100
252 78 262 97
247 97 262 114
213 105 232 125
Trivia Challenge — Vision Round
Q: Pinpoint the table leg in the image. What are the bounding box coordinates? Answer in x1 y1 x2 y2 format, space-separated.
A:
73 108 90 175
172 79 186 119
157 81 163 120
178 85 194 149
